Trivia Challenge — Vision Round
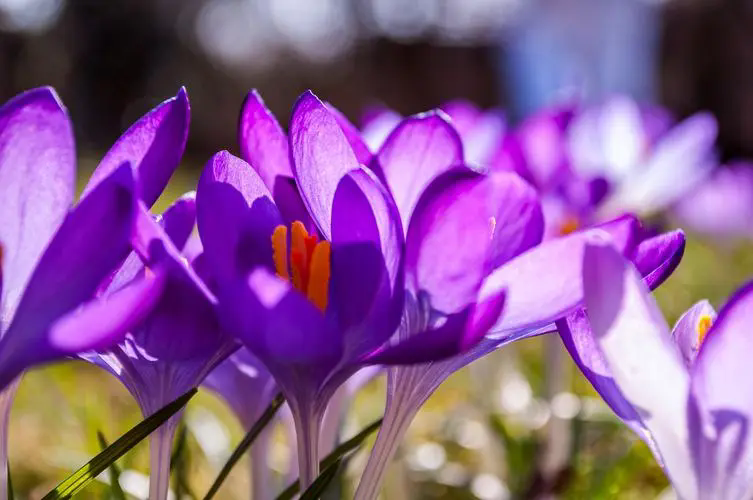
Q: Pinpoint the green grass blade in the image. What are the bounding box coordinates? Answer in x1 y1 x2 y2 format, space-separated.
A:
7 463 13 500
298 458 343 500
202 392 285 500
96 432 125 500
42 388 197 500
275 417 383 500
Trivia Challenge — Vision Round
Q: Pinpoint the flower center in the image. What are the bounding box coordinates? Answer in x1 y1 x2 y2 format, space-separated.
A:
697 314 713 345
271 221 330 312
559 216 579 235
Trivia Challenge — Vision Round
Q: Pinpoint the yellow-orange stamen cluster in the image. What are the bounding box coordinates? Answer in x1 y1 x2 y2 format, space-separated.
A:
559 216 580 236
271 221 330 311
697 314 713 345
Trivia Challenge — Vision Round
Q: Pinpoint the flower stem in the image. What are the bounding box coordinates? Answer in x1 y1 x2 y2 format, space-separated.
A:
354 398 417 500
149 419 178 500
0 379 19 500
250 428 272 500
292 402 322 489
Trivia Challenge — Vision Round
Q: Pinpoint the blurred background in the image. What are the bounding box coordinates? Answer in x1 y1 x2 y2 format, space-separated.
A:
3 0 753 498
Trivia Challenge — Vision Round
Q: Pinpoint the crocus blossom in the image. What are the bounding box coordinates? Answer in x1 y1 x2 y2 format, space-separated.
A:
0 87 181 498
565 241 753 499
81 194 238 500
673 162 753 240
352 107 686 499
197 90 508 487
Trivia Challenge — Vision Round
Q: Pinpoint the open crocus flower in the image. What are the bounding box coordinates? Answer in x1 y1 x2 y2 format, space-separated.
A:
80 195 238 500
565 241 753 500
673 162 753 240
352 104 687 499
567 95 718 218
197 90 508 487
0 87 187 497
202 348 278 499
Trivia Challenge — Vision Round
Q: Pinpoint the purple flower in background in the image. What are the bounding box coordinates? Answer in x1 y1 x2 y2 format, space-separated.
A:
353 109 684 499
197 90 507 487
0 87 186 497
565 241 753 500
673 162 753 240
81 195 237 500
567 95 718 217
202 348 278 499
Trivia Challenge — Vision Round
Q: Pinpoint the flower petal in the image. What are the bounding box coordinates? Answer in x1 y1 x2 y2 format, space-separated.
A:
289 91 360 239
197 151 282 284
406 169 541 314
363 291 505 365
374 110 464 232
238 89 293 189
360 107 402 151
159 191 197 252
83 88 190 207
480 224 636 335
691 281 753 499
0 87 75 317
671 300 716 367
47 266 167 353
0 164 137 386
603 112 718 216
584 241 695 497
633 229 685 290
327 103 372 166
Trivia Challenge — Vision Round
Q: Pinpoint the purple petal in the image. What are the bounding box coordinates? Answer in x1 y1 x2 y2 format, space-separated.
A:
330 169 404 349
0 87 75 317
327 103 372 166
673 163 753 239
406 169 541 313
633 229 685 290
289 91 361 239
160 191 197 251
83 88 190 207
360 108 402 151
363 291 505 365
690 281 753 497
0 164 137 386
374 111 464 232
515 109 570 189
439 99 482 137
197 151 282 284
584 241 695 495
480 224 637 335
48 267 167 353
238 89 293 189
671 300 716 367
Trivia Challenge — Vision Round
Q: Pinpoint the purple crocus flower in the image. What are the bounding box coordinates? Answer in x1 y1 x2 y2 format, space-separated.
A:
0 87 180 498
352 105 686 499
673 162 753 240
197 90 508 487
202 348 278 499
567 95 718 218
81 194 238 500
567 241 753 500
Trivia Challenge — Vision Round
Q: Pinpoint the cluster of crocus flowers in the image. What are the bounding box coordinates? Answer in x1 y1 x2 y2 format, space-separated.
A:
0 82 739 500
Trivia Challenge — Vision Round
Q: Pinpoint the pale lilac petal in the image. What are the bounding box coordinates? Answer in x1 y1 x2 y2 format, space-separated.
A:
83 88 190 207
690 281 753 498
289 91 361 239
603 112 718 216
584 241 695 497
0 87 75 317
633 229 686 290
327 103 372 166
374 111 464 232
480 225 636 335
673 163 753 239
360 108 402 151
159 191 196 252
671 300 716 367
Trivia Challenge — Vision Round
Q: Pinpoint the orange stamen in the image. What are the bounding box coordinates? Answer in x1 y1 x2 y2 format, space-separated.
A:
271 221 331 312
271 225 289 280
698 315 713 345
307 241 331 311
560 216 579 236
